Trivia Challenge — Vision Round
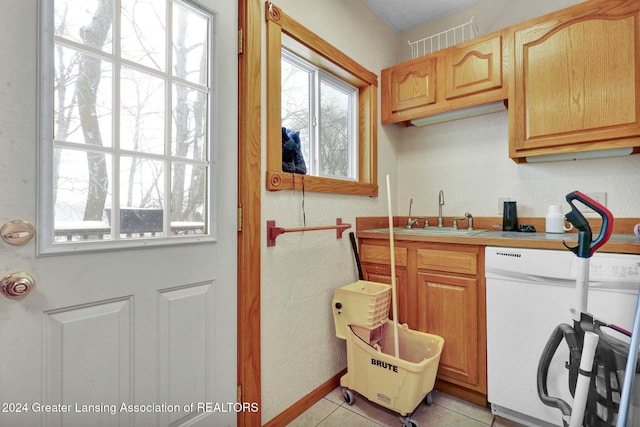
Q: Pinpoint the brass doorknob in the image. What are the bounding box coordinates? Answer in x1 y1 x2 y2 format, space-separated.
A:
1 272 35 299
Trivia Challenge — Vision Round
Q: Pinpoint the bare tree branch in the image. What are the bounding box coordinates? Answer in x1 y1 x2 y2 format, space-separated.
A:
77 0 113 221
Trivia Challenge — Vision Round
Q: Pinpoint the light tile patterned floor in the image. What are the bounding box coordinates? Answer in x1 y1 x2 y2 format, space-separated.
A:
288 387 526 427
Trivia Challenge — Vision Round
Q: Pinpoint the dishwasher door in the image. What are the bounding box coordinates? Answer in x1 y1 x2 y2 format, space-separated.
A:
485 247 640 427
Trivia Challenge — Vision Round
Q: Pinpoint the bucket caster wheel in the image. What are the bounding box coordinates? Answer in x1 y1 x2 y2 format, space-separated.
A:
342 387 355 405
424 392 433 406
400 416 418 427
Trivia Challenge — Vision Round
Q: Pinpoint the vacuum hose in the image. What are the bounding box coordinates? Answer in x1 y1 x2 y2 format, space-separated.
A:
537 323 581 425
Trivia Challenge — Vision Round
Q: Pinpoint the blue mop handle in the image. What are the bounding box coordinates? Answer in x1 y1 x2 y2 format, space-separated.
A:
617 291 640 427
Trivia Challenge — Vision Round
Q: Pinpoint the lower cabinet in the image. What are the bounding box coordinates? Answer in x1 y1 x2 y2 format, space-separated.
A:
359 239 487 406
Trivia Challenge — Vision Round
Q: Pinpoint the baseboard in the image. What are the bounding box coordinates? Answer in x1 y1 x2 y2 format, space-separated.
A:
263 368 346 427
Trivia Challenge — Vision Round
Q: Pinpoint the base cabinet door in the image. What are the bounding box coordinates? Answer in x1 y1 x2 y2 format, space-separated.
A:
416 272 479 387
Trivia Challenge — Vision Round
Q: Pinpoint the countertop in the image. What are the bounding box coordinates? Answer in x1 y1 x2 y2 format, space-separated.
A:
356 228 640 255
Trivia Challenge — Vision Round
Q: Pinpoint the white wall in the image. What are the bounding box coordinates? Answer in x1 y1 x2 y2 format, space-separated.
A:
395 0 640 223
260 0 640 422
396 111 640 220
259 0 399 422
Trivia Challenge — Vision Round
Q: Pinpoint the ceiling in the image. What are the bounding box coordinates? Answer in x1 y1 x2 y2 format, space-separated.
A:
362 0 482 33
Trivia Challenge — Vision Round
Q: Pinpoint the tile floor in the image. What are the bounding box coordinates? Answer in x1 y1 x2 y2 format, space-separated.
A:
288 387 526 427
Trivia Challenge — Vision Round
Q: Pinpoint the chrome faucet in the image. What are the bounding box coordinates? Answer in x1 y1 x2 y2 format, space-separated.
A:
437 190 445 227
406 198 418 228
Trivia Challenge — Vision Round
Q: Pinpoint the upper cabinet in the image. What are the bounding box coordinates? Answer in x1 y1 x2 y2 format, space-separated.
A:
509 0 640 162
444 35 503 100
386 56 437 116
381 32 509 125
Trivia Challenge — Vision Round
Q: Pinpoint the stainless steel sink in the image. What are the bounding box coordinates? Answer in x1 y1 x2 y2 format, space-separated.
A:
371 227 487 236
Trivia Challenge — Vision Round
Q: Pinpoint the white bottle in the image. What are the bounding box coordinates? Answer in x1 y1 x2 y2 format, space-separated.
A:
546 205 573 234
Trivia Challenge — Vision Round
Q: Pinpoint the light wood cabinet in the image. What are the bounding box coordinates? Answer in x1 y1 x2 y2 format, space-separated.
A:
509 0 640 161
358 238 487 405
381 32 508 125
444 35 503 100
387 57 437 117
416 272 479 387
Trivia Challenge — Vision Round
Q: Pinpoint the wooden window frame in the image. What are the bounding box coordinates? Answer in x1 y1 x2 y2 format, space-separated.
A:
265 1 379 196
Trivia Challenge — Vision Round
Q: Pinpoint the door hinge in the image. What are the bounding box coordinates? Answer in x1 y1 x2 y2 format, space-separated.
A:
238 28 243 55
237 384 242 403
237 206 243 232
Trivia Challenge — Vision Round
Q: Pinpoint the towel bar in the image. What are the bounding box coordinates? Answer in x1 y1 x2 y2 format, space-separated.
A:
266 218 351 247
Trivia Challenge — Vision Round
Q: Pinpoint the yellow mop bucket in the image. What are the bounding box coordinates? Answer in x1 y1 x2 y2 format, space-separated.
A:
340 320 444 416
333 177 444 423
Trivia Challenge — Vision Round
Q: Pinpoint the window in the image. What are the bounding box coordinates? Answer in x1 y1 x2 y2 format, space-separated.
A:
266 2 378 196
281 49 358 180
39 0 215 252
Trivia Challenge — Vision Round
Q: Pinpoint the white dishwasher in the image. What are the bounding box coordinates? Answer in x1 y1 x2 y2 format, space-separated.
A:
485 246 640 426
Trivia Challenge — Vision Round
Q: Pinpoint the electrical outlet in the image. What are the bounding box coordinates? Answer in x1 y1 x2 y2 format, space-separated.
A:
498 197 511 215
579 192 607 213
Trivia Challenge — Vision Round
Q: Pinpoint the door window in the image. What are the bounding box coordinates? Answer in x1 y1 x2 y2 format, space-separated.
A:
40 0 215 253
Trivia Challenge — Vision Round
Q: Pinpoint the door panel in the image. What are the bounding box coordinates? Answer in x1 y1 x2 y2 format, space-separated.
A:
389 58 437 114
158 282 215 426
510 3 640 158
44 299 132 427
417 272 478 386
444 35 502 100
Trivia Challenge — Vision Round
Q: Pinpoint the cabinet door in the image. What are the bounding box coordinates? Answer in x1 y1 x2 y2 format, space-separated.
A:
388 57 437 114
444 35 502 100
511 3 640 158
362 263 410 325
416 272 479 387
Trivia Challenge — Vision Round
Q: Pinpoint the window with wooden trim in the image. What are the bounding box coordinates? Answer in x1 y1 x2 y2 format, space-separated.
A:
265 1 379 196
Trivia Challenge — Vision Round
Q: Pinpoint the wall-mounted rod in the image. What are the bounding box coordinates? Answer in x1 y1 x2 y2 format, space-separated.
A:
266 218 351 247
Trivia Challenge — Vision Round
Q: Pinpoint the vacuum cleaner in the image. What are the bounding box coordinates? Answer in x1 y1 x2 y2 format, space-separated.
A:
537 191 636 427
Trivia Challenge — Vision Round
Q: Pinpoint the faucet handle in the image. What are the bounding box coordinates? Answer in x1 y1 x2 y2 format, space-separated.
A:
452 217 466 230
415 216 428 228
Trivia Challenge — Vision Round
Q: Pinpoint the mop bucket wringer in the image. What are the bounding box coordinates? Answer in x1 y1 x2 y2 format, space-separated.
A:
333 280 444 420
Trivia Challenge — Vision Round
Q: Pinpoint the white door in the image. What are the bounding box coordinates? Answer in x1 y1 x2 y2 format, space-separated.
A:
0 1 237 426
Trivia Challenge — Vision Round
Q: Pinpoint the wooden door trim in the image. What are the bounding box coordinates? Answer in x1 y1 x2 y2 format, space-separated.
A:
238 0 262 425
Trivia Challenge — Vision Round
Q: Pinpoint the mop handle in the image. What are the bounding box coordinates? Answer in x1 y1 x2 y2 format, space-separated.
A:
616 292 640 427
386 175 400 359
